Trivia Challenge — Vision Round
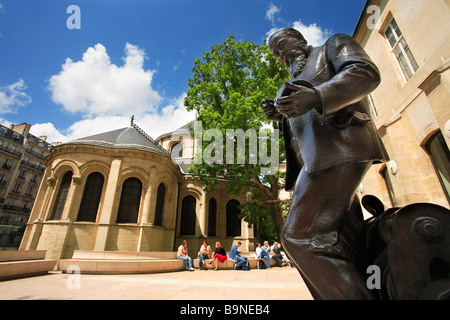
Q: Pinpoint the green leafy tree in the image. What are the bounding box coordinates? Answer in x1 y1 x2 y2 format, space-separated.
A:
184 35 290 240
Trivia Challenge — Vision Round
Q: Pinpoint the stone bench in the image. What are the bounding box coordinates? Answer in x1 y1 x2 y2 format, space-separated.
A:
194 253 277 270
0 250 57 281
71 250 177 260
59 251 186 275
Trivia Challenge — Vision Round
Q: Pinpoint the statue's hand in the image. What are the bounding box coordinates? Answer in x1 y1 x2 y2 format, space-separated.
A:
260 99 283 122
275 82 321 118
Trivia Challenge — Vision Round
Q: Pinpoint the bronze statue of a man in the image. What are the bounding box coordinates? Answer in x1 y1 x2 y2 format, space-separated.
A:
261 28 389 299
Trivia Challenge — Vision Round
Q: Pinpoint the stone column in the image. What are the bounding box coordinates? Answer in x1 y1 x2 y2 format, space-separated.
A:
198 191 207 238
141 167 156 225
94 157 122 251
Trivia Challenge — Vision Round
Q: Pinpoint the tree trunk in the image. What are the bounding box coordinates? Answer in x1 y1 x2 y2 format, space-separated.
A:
251 175 285 240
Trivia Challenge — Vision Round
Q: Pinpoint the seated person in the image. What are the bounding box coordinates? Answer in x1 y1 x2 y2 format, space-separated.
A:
229 241 248 270
198 240 212 269
177 240 195 271
208 242 227 270
272 242 287 267
256 242 270 269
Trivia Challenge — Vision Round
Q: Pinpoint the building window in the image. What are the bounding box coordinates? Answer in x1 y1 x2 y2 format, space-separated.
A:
13 216 22 224
384 18 419 81
50 171 73 220
12 183 21 194
226 199 241 237
208 198 217 236
116 178 142 223
76 172 104 222
153 183 166 226
425 132 450 202
180 196 196 235
171 142 183 158
18 170 25 180
381 166 398 207
368 95 379 119
3 159 12 170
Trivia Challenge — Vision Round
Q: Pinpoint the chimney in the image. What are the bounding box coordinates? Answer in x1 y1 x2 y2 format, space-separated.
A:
10 122 32 136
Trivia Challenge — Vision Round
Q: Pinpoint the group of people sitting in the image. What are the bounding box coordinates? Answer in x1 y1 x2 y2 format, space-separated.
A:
176 239 291 271
255 241 291 269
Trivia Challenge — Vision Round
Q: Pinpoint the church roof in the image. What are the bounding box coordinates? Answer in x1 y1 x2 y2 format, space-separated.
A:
64 123 170 158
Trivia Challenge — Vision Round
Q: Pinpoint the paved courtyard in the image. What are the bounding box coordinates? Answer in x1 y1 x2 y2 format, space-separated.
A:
0 266 313 300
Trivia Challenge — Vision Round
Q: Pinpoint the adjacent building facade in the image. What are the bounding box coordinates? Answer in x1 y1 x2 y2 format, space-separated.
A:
20 121 254 260
0 123 52 248
354 0 450 210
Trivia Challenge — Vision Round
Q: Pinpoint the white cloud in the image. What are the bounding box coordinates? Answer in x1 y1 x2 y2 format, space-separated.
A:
29 122 69 143
266 27 279 40
265 3 280 25
266 20 332 48
66 93 195 141
39 43 196 145
48 43 161 118
29 93 196 144
292 20 332 47
139 93 197 139
64 116 130 141
0 79 32 114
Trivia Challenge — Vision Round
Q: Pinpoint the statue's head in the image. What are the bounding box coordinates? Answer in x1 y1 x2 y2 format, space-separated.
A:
268 28 309 77
269 28 307 48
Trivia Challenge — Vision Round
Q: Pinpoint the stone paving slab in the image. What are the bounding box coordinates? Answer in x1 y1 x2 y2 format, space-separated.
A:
0 266 313 300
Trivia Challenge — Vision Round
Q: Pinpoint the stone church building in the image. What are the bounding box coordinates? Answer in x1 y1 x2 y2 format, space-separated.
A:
20 121 253 260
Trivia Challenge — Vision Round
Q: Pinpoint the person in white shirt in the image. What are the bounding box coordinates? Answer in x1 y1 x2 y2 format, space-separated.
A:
177 240 195 271
198 240 212 269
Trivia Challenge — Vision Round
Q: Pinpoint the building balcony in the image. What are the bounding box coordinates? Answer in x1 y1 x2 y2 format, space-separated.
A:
1 205 31 214
0 144 23 158
20 160 45 172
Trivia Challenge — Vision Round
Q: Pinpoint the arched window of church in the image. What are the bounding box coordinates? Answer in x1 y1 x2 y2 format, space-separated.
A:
171 142 183 158
153 183 166 226
50 171 73 220
208 198 217 236
116 177 142 223
226 199 241 237
76 172 104 222
180 195 196 235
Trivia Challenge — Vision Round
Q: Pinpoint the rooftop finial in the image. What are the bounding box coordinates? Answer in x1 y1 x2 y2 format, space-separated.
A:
130 115 135 125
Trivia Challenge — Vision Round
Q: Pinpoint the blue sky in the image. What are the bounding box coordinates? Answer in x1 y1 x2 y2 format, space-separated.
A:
0 0 366 142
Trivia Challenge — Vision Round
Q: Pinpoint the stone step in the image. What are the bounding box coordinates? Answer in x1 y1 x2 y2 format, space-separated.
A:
0 250 47 262
59 258 186 274
0 250 56 281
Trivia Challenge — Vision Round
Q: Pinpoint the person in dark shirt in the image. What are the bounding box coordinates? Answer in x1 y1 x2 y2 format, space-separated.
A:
208 241 227 271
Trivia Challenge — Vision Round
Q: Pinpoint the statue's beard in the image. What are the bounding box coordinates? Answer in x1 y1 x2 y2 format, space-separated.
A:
289 54 307 78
